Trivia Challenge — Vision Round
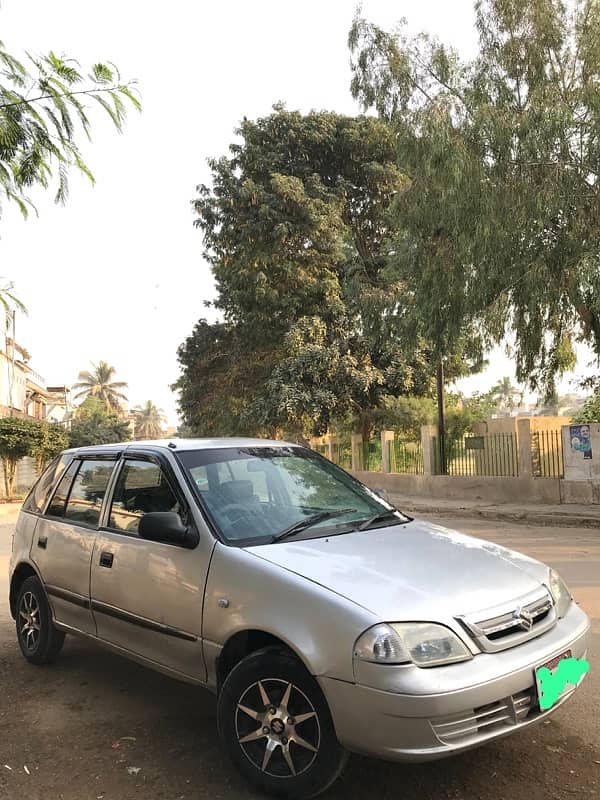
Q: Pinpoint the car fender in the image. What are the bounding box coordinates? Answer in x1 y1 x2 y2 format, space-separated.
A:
202 542 378 685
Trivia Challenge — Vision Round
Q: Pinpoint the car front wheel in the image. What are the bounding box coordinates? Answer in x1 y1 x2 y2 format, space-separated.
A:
217 646 348 799
16 576 65 665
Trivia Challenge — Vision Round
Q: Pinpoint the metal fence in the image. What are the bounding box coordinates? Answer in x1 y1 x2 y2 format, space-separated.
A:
389 438 424 474
532 429 564 478
312 443 328 459
330 440 352 470
432 433 519 477
359 439 382 472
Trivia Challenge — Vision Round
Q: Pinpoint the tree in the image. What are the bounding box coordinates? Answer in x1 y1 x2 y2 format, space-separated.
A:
179 108 483 439
491 377 521 411
348 0 600 395
0 416 39 498
0 278 26 328
69 396 131 447
30 421 69 472
0 41 140 218
572 388 600 424
369 395 437 441
132 400 166 440
72 360 128 411
445 391 497 443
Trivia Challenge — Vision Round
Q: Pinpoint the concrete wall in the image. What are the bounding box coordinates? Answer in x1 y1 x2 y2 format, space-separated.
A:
352 470 562 505
473 415 570 437
562 423 600 482
0 456 38 496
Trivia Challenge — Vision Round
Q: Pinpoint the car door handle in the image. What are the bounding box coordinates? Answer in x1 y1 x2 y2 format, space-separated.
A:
99 551 114 568
37 535 48 549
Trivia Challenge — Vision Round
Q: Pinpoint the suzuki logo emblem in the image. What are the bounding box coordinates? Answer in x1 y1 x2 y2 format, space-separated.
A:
513 607 534 631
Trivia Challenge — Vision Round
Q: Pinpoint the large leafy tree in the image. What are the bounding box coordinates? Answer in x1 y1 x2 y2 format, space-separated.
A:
73 360 128 411
0 416 39 498
349 0 600 394
68 396 131 448
132 400 166 440
179 108 482 438
30 420 69 472
0 41 140 217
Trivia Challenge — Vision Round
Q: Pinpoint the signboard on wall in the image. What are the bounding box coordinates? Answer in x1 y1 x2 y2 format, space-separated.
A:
569 425 592 460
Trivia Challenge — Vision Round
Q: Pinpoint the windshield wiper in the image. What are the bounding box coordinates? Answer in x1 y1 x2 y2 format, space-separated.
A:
273 508 357 543
356 508 410 532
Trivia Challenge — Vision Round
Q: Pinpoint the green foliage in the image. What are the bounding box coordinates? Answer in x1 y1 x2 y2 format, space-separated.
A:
572 388 600 424
30 421 69 472
445 391 498 443
72 360 128 411
0 277 26 329
490 377 521 410
368 395 437 440
179 108 484 439
174 319 270 437
0 40 141 217
132 400 166 440
349 0 600 393
0 416 40 497
69 396 131 448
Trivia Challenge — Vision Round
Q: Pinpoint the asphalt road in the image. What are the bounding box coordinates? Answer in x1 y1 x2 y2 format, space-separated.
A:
0 515 598 800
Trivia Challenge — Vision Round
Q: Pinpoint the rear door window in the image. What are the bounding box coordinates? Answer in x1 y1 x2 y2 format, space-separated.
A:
46 459 116 526
64 461 116 526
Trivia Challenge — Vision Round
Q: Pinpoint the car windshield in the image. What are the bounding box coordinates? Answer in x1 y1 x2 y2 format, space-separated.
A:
177 446 406 545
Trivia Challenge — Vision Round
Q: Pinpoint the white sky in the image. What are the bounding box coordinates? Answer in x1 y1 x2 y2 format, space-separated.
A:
0 0 595 426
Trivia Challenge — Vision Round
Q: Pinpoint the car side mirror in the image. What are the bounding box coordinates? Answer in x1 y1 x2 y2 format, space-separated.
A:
138 512 199 549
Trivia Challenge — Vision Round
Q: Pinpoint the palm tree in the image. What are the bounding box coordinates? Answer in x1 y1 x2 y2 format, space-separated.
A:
73 361 128 411
491 377 520 411
132 400 166 439
0 279 27 328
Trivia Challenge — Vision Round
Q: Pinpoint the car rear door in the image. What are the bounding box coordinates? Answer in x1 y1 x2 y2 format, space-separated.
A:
31 455 118 636
90 452 213 682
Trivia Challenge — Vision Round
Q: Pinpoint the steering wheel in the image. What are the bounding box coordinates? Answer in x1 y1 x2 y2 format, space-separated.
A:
220 503 256 527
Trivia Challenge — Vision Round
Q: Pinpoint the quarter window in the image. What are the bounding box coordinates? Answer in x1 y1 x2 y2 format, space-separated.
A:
46 460 80 518
109 460 180 534
63 460 116 526
22 454 71 514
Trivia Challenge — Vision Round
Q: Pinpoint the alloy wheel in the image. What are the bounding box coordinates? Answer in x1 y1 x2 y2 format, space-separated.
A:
235 678 321 778
19 591 41 652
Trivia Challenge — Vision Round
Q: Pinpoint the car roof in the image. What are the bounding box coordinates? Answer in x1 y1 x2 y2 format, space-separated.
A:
65 437 299 457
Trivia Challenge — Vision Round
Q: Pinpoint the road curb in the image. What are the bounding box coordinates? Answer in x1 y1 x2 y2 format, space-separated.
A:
392 500 600 529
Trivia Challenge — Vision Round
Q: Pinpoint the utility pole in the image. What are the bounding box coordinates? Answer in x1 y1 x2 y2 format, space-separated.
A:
436 354 446 475
7 310 16 417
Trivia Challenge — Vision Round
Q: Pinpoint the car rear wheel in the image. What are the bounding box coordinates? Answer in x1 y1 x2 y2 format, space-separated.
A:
217 647 348 799
16 576 65 665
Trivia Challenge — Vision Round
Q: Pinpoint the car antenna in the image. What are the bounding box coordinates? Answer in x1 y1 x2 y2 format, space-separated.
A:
168 441 177 449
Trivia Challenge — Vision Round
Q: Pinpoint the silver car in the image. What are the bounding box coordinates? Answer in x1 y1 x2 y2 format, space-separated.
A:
9 438 590 797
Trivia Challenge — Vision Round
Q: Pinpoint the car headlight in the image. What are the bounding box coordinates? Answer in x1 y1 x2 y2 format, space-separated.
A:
354 622 472 668
548 568 572 618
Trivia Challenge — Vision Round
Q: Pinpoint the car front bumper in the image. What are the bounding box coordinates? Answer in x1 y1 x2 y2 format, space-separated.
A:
319 603 590 762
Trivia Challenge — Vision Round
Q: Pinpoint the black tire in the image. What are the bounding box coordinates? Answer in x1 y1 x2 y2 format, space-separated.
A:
15 576 65 665
217 646 348 799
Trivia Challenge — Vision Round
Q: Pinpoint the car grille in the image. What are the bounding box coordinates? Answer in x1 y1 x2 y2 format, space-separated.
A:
432 689 535 745
457 589 555 653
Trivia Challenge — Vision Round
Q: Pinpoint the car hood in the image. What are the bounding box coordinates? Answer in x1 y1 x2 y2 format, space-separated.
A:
246 519 549 620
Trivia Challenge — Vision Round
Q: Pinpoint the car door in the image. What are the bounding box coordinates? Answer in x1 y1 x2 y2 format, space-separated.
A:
31 456 118 636
90 453 212 682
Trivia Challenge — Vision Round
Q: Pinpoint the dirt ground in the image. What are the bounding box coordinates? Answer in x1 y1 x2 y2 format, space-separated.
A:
0 516 598 800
